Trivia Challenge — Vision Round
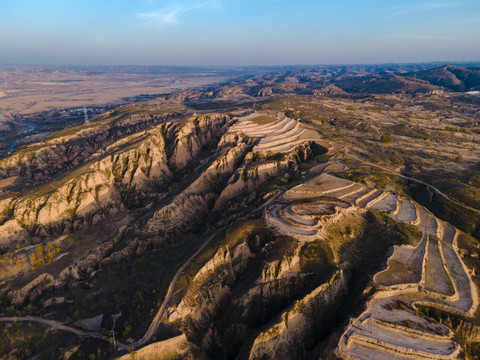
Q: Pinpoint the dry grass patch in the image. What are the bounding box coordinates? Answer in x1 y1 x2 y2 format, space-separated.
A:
375 235 426 286
0 176 17 193
250 115 277 125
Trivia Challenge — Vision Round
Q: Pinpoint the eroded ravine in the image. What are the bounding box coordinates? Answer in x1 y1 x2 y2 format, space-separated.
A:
263 170 477 359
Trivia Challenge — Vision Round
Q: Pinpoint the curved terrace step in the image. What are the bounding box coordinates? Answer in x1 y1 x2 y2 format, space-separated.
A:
356 189 383 208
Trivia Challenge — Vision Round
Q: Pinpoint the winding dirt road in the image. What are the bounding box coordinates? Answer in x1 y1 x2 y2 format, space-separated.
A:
346 149 480 214
0 189 284 351
2 142 476 355
130 230 218 348
0 316 129 348
130 188 284 348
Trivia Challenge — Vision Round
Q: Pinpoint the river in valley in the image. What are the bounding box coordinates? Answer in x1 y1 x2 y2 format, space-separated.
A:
0 112 36 153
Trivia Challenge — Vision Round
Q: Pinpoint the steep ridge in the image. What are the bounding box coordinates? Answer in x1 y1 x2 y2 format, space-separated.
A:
154 171 409 359
146 142 249 234
213 112 324 211
0 114 232 249
0 107 183 187
0 111 324 315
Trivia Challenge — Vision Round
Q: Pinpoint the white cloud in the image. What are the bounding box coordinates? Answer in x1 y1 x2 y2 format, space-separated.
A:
382 2 456 20
136 4 204 25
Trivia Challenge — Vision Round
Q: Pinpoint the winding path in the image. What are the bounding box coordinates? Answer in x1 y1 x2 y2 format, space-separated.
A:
345 149 480 215
0 189 284 351
130 188 284 347
130 231 218 348
4 137 475 354
0 316 123 347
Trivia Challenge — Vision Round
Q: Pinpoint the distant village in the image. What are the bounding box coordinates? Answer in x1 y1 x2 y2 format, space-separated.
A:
59 107 107 118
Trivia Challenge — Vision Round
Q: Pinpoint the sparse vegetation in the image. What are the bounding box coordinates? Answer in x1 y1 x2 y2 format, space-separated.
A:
381 135 393 143
250 115 277 125
1 64 480 360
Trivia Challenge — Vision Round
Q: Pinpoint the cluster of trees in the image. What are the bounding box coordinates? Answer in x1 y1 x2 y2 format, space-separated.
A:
28 243 62 268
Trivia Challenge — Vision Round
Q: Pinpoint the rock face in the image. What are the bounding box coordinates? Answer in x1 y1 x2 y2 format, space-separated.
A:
166 114 233 170
9 273 57 307
248 270 347 360
6 125 170 234
0 114 232 247
0 112 321 251
159 203 399 360
213 143 314 211
0 219 30 249
117 334 193 360
0 111 322 314
177 227 310 359
0 111 178 182
147 142 249 233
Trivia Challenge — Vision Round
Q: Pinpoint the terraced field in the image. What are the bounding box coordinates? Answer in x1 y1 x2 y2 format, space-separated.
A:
375 235 426 286
356 189 384 208
229 111 318 154
369 192 398 211
391 197 417 222
263 170 478 359
265 197 351 241
285 173 364 200
424 235 454 295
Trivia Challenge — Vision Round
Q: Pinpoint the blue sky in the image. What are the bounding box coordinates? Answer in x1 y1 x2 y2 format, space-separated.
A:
0 0 479 65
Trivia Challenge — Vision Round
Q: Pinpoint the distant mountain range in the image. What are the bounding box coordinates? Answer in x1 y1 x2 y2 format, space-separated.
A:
334 73 442 94
332 65 480 95
404 65 480 92
205 64 480 98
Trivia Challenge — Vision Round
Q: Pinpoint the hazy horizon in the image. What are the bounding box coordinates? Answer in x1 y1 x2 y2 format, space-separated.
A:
0 60 480 71
1 0 480 66
1 60 480 69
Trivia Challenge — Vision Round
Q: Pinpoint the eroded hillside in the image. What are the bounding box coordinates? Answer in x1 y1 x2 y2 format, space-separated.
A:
1 68 480 360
